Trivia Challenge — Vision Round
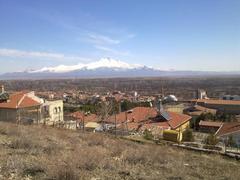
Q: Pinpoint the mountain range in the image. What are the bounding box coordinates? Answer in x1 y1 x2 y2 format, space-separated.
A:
1 58 240 79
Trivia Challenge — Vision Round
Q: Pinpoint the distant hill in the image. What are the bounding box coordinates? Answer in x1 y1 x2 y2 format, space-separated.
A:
1 58 240 79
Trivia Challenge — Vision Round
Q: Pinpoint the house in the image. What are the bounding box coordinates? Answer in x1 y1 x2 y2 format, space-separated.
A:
0 91 43 123
199 120 223 133
184 105 217 117
106 106 192 141
215 122 240 147
70 111 98 123
0 89 63 124
69 111 99 129
164 103 187 113
190 99 240 115
41 100 64 125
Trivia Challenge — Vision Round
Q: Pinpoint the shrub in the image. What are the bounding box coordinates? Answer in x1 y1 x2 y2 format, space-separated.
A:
204 134 218 146
0 126 7 135
54 165 79 180
227 135 236 147
182 129 194 142
10 137 34 150
143 129 154 140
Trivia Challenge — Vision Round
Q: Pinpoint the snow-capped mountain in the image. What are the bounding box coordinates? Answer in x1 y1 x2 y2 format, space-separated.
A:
1 58 240 79
30 58 145 73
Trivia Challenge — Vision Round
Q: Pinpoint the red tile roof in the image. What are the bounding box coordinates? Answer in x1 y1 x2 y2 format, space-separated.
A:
167 111 192 129
70 111 99 123
108 107 157 124
199 120 223 128
108 107 191 131
0 92 41 109
215 122 240 137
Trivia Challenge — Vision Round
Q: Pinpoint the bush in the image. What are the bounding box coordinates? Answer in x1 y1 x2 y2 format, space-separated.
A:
204 134 218 146
182 129 194 142
143 129 154 140
0 126 7 135
226 135 236 147
54 165 79 180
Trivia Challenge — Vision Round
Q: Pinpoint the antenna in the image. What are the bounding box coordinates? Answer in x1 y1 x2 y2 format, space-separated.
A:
161 86 164 98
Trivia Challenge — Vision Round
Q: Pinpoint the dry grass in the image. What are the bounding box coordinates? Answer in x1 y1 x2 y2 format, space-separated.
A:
0 122 239 180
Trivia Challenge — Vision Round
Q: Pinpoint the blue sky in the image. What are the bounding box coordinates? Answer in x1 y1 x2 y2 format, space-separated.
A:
0 0 239 73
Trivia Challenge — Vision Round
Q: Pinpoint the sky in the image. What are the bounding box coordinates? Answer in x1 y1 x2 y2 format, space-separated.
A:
0 0 239 73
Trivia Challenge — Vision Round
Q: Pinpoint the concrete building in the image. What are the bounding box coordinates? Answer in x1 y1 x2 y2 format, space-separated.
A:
190 99 240 115
195 89 208 99
41 100 64 125
0 90 64 124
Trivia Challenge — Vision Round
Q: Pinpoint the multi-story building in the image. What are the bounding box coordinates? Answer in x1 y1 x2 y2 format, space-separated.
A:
0 87 64 124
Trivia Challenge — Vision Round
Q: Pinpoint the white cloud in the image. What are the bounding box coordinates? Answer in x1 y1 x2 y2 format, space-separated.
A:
126 33 136 39
86 33 120 45
0 48 90 62
95 46 130 56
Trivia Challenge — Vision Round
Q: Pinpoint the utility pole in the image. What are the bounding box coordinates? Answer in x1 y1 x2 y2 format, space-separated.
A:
125 112 128 135
83 113 85 132
114 112 117 137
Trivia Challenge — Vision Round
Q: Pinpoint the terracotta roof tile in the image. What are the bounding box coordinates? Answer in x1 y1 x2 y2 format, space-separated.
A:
108 107 157 124
167 111 192 129
216 122 240 136
70 111 99 123
0 92 41 109
108 107 191 131
199 120 223 128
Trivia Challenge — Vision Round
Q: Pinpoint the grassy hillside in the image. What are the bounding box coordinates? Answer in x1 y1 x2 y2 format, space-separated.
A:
0 122 239 180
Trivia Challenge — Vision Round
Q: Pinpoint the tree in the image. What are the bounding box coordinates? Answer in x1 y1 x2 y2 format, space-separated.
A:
97 101 114 123
227 135 236 147
204 134 218 146
143 129 154 140
182 129 194 142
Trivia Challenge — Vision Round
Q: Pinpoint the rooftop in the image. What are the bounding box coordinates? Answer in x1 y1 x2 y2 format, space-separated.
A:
216 122 240 137
199 120 223 128
0 91 41 109
70 111 99 123
108 107 192 130
191 99 240 106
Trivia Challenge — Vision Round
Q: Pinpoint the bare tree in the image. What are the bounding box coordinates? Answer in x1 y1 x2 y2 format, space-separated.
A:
97 101 114 131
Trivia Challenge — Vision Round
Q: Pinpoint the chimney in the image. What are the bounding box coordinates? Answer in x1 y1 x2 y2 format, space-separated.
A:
0 85 4 94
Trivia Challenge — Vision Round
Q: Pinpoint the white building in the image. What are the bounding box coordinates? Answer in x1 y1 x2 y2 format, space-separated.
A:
196 89 208 99
41 100 64 125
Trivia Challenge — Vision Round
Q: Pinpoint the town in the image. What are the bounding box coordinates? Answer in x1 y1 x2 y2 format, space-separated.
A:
0 0 239 179
1 78 240 155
